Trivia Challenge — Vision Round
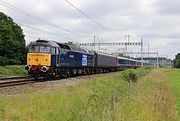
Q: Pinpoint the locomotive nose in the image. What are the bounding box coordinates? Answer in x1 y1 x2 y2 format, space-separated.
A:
27 53 51 66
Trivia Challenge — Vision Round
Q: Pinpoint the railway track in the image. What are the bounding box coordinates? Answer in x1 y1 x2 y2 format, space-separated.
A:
0 72 115 88
0 77 35 88
0 76 30 81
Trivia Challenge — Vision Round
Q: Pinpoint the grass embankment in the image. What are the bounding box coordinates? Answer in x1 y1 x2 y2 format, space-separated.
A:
166 69 180 118
0 65 27 77
0 68 178 121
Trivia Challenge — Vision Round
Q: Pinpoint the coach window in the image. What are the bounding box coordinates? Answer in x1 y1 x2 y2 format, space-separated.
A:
51 47 56 55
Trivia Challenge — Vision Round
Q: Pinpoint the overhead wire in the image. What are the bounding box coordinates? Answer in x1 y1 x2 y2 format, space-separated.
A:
0 0 88 38
19 23 72 40
0 0 122 42
0 4 56 43
65 0 122 40
65 0 109 31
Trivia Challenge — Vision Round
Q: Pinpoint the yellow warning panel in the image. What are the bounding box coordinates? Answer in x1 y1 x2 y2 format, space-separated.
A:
27 53 51 66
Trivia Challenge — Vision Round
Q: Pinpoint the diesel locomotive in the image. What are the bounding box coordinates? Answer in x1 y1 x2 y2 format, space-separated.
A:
25 40 151 79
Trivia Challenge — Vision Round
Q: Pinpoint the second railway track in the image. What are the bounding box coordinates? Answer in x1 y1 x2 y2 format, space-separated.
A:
0 77 35 88
0 76 30 81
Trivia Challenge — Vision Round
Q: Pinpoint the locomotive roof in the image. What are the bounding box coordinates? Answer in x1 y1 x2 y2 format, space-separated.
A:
28 40 93 55
95 51 117 58
28 40 59 48
55 42 93 55
31 40 93 55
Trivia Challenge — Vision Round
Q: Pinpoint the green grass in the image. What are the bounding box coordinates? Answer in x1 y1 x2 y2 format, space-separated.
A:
166 69 180 118
0 65 27 77
0 68 178 121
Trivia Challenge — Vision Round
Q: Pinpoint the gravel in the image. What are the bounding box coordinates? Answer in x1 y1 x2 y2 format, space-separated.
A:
0 72 116 96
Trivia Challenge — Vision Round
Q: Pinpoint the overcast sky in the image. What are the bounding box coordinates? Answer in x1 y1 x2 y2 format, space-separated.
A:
0 0 179 59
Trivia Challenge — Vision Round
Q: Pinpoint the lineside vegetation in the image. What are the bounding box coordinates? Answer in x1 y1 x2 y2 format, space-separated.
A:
0 12 27 66
0 65 27 77
166 69 180 119
0 68 178 121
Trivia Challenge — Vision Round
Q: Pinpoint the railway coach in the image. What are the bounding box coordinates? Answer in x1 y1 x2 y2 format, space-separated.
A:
94 52 117 73
117 56 142 68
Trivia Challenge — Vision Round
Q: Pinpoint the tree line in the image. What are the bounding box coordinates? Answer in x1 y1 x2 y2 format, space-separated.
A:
0 12 27 66
173 53 180 68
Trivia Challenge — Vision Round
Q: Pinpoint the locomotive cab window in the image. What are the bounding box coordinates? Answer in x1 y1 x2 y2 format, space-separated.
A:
29 45 50 53
39 46 50 53
29 46 39 53
56 48 59 54
51 47 56 55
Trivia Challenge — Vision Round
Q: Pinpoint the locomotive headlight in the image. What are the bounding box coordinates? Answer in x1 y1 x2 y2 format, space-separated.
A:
41 66 49 72
25 65 30 70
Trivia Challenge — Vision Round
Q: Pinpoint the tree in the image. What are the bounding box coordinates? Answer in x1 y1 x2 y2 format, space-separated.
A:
0 12 27 66
173 53 180 68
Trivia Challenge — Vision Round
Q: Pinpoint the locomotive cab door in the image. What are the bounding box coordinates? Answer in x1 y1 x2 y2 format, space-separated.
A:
56 48 60 66
51 47 60 67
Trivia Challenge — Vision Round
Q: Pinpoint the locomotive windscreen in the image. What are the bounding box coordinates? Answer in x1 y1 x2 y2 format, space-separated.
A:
29 45 50 53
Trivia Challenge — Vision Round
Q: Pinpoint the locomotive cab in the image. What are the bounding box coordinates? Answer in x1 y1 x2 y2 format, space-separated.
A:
25 40 60 78
28 45 51 67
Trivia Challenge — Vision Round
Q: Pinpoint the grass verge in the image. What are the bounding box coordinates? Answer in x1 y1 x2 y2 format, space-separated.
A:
166 69 180 119
0 65 27 77
0 68 178 121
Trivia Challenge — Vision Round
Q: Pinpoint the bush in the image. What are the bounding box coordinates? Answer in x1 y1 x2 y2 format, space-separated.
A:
0 65 27 77
122 69 138 83
0 56 22 65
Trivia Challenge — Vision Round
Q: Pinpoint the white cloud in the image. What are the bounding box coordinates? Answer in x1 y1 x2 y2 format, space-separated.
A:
0 0 179 59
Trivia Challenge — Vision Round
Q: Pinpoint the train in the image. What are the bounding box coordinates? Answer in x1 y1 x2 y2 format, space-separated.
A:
25 40 152 79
